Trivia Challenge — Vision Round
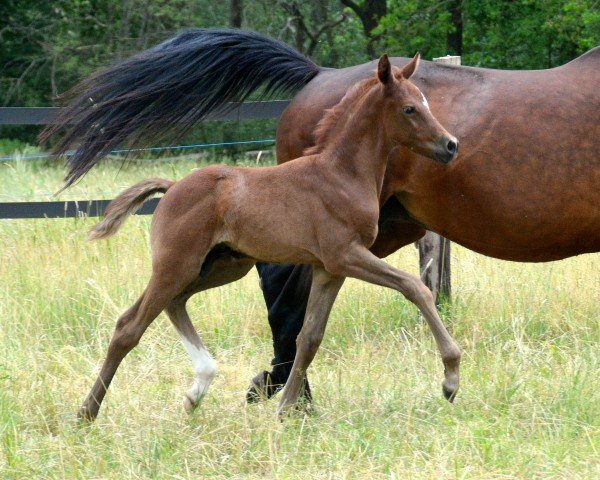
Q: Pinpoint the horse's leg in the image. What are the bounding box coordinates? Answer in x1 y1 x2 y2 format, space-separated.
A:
165 252 255 412
248 263 313 403
165 296 217 413
277 266 345 417
248 199 424 403
78 282 178 420
333 245 461 401
78 261 203 421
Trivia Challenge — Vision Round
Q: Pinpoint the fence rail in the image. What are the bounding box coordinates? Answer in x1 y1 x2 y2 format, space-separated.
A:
0 199 159 219
0 101 290 125
0 100 288 220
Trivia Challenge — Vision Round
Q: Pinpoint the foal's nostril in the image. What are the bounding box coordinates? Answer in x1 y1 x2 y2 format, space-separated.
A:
447 140 457 154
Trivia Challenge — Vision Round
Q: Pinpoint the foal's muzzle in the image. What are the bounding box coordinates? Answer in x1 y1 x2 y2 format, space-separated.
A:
435 135 459 164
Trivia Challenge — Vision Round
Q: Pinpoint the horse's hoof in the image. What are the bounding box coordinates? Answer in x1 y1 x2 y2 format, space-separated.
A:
246 371 313 404
77 405 97 423
442 382 458 403
183 395 197 414
246 371 280 403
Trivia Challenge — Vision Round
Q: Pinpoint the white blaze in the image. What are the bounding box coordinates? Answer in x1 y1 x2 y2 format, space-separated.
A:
420 91 431 111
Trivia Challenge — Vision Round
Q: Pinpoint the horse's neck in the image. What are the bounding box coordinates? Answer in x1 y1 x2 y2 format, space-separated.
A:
324 96 391 199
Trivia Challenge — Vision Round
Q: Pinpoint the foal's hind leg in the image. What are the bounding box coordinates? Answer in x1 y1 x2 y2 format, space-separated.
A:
78 263 202 421
166 297 217 413
277 267 345 417
331 245 461 401
166 251 255 413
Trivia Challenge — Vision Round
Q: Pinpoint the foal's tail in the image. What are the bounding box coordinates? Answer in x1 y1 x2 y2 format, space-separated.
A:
40 29 320 187
88 178 174 241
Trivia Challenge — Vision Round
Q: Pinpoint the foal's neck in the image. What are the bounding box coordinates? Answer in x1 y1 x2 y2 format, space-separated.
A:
324 88 392 200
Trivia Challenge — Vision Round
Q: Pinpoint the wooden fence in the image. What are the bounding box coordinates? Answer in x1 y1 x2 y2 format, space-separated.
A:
0 101 288 219
0 100 290 125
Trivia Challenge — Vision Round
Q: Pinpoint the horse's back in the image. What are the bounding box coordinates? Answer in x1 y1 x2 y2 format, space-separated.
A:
394 55 599 261
277 48 600 262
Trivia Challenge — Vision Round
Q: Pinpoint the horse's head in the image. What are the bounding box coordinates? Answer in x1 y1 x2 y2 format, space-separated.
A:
376 54 458 164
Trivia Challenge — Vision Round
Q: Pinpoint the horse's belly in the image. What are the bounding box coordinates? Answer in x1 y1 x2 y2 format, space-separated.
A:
231 233 321 266
398 159 600 262
442 220 600 262
402 192 600 262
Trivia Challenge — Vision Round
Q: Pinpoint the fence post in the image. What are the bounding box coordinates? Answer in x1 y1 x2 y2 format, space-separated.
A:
417 55 460 304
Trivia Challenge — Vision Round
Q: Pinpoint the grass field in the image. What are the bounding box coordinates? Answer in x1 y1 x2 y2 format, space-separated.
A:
1 157 598 479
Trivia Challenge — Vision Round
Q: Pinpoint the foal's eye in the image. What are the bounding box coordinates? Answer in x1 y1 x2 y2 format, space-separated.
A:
403 106 416 115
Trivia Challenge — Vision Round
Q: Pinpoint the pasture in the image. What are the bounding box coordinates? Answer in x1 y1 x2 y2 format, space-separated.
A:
1 157 598 479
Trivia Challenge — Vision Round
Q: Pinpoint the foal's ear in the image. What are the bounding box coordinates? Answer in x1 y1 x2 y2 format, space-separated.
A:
377 54 392 85
400 52 421 80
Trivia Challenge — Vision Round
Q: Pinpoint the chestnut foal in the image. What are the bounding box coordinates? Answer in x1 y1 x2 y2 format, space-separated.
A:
79 54 460 421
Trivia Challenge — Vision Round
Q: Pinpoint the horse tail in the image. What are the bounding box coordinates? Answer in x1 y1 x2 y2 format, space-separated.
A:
40 29 320 187
88 178 174 241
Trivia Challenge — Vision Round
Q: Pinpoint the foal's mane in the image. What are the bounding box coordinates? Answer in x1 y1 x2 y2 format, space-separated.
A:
304 76 379 156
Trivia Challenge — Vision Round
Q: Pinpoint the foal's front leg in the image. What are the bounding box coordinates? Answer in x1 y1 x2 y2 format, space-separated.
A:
277 267 345 418
337 245 461 401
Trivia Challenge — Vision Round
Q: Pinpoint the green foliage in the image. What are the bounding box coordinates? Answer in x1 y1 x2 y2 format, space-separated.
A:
465 0 600 68
0 138 41 156
1 0 598 147
376 0 453 58
379 0 599 68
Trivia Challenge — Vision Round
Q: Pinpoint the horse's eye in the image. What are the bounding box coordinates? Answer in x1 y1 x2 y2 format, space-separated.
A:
403 106 416 115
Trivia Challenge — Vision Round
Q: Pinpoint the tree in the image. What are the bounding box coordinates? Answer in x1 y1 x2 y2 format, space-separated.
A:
447 0 463 56
465 0 600 68
2 0 598 145
230 0 243 28
279 1 347 56
378 0 599 68
340 0 386 58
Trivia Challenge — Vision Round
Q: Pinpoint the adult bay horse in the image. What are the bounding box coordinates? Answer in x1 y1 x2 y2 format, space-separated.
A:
41 29 600 404
76 55 459 421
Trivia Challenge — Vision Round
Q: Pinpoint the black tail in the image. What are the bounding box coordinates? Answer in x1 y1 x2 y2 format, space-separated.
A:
40 29 320 187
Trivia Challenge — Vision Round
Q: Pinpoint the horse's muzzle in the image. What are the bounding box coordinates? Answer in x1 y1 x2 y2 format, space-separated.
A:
435 135 459 163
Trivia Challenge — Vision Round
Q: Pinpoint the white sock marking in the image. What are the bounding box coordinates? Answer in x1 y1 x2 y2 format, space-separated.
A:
179 334 217 405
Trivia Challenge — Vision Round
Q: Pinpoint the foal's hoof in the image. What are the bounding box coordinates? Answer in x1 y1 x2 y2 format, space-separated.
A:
276 403 293 422
77 405 97 423
442 381 458 403
276 401 314 422
183 395 199 414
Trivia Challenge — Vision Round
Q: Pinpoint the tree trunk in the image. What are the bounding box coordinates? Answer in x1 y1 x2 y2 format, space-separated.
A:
447 0 463 56
230 0 243 28
340 0 386 58
417 232 452 305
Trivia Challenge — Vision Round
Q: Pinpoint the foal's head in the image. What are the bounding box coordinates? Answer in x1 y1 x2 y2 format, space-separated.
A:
375 54 458 164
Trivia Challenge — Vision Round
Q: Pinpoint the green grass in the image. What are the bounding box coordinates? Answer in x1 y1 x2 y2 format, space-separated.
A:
0 158 598 479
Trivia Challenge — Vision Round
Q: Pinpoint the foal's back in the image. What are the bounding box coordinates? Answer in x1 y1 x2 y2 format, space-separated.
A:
152 156 352 266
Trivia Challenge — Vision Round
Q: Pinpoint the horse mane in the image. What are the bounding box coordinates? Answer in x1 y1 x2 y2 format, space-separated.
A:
304 76 379 156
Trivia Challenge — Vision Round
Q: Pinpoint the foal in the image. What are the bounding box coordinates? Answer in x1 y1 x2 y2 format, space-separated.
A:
79 54 460 421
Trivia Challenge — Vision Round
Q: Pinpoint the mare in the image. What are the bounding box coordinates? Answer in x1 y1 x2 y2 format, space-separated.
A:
42 29 599 403
75 55 460 421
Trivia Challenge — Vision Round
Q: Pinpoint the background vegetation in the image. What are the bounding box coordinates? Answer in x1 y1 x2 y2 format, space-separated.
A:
1 0 598 148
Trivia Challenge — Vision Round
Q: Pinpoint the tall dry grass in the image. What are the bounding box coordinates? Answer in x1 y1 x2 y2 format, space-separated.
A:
0 158 598 478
